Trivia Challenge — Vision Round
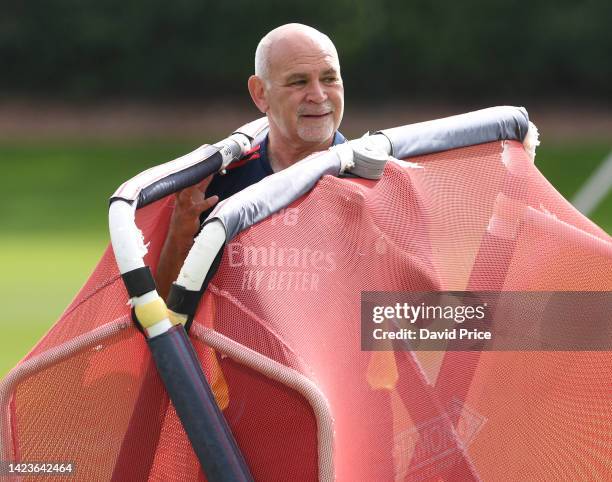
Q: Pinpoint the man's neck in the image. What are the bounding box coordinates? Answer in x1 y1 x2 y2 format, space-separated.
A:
267 134 334 172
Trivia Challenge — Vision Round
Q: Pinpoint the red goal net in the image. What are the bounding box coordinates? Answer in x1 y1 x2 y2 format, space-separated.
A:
2 139 610 481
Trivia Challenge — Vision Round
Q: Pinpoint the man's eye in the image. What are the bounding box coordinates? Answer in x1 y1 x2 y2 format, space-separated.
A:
290 80 306 86
323 77 337 83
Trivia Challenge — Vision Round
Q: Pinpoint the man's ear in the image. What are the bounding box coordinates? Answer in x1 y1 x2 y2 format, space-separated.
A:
248 75 269 114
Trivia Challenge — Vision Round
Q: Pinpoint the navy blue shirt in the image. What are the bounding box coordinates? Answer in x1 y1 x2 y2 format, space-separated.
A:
206 131 346 203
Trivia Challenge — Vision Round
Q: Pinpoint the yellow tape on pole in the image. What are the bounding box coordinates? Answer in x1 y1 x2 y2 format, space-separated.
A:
134 297 168 329
168 310 188 327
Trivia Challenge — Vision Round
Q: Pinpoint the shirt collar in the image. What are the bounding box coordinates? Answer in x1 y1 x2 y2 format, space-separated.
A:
332 131 347 144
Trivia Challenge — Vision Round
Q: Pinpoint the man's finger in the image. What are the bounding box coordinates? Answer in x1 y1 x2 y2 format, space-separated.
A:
176 175 214 202
194 195 219 214
176 185 199 204
196 174 215 192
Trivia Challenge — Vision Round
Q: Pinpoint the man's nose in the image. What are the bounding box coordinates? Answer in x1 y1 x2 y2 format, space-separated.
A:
305 80 327 103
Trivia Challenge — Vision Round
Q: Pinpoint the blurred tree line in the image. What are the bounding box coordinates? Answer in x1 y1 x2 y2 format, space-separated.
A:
1 0 610 104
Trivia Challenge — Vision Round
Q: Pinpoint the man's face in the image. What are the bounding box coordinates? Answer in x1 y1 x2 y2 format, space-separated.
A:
263 37 344 145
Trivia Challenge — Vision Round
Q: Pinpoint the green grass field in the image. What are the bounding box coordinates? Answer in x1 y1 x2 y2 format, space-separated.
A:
1 139 610 378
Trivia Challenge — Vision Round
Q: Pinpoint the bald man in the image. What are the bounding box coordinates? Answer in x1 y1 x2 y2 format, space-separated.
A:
156 24 346 299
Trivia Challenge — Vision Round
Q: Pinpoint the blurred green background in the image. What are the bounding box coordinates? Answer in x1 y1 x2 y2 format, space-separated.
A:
1 1 610 378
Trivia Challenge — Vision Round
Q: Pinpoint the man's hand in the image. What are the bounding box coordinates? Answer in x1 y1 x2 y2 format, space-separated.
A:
168 175 219 245
156 175 219 300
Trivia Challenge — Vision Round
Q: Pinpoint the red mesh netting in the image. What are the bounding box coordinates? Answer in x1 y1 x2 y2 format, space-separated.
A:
1 140 610 481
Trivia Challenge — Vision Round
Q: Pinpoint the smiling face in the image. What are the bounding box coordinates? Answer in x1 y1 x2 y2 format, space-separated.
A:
249 26 344 148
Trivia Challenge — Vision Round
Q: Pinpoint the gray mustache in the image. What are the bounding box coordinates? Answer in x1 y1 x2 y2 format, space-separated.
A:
298 103 334 116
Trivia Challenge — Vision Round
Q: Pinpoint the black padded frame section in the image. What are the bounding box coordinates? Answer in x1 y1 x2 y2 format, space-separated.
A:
167 286 202 323
121 266 157 298
166 246 225 332
136 150 223 208
147 326 253 481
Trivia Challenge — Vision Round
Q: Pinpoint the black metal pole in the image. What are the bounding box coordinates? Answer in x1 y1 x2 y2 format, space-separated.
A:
148 325 253 482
